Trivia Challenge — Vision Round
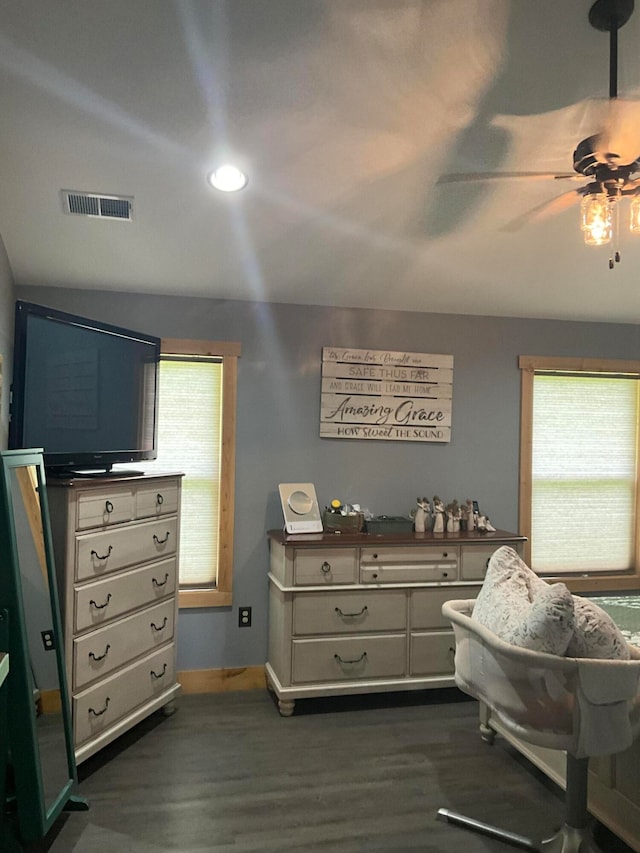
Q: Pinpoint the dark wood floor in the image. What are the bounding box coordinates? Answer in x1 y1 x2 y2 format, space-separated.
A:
35 688 633 852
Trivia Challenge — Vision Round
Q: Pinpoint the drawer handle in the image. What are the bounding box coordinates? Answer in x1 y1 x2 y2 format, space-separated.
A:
335 605 368 618
151 663 168 680
153 532 171 545
152 573 170 588
156 492 164 506
320 561 331 574
89 697 111 717
90 545 113 561
105 500 114 514
334 651 367 665
89 644 111 662
151 617 168 632
89 593 112 610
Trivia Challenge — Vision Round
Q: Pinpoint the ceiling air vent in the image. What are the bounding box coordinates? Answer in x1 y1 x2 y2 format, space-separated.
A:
61 190 134 221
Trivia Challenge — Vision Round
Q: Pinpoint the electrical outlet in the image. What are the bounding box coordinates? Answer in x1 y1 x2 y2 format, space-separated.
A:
238 606 252 627
41 630 55 651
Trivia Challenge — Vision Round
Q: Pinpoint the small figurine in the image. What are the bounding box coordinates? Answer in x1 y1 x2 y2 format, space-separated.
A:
462 499 474 531
476 515 496 533
445 502 455 533
453 500 461 532
432 495 445 533
414 497 430 533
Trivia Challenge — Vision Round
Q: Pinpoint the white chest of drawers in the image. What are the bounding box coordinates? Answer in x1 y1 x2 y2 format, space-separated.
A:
46 473 183 762
267 528 525 716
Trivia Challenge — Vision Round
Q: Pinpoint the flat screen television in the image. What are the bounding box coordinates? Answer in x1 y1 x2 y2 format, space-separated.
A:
9 301 161 476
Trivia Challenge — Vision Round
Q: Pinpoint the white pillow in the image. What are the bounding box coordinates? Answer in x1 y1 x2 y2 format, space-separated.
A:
473 546 575 655
566 596 630 660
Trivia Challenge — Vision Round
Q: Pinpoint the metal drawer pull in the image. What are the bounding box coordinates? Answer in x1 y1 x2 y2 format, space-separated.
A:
105 500 114 514
151 617 168 632
156 493 164 505
151 663 168 680
153 532 171 545
152 573 170 588
335 605 368 618
320 561 331 573
90 593 112 610
89 644 111 662
89 697 110 717
334 651 367 665
90 545 113 561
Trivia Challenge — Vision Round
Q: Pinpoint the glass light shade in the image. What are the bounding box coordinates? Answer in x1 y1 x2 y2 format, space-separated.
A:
630 196 640 233
580 193 612 246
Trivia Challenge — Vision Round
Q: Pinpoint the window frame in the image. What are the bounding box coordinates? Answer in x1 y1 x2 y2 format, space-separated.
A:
519 354 640 593
160 337 241 608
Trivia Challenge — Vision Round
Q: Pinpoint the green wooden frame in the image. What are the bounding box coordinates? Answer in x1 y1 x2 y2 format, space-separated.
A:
0 449 80 842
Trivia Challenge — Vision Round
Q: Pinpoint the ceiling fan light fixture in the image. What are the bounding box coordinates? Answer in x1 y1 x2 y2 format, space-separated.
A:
580 193 613 245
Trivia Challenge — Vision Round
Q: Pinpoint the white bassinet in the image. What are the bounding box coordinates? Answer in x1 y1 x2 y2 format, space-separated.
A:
437 599 640 852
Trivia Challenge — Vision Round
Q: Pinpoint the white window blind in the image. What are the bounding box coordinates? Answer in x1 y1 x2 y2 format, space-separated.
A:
531 374 639 573
145 356 223 588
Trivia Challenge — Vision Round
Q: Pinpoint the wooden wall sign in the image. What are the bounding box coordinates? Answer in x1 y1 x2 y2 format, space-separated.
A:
320 347 453 443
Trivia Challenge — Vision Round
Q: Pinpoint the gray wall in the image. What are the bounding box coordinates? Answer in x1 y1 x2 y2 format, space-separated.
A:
15 284 640 671
0 237 15 448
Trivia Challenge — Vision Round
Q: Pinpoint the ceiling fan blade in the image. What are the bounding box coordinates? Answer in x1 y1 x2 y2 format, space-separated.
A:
500 188 585 232
595 98 640 165
437 171 579 184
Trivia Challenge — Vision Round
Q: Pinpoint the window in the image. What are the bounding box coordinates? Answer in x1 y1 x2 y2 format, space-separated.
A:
145 338 240 607
519 356 640 591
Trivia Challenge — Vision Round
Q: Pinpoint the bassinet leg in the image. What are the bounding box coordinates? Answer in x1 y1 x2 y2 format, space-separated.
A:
540 755 601 853
437 808 538 850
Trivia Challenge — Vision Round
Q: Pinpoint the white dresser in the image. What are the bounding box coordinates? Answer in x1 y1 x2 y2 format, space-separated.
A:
267 528 525 716
46 473 183 763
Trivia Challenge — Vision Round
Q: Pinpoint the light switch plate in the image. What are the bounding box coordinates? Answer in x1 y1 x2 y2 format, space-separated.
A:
278 483 323 534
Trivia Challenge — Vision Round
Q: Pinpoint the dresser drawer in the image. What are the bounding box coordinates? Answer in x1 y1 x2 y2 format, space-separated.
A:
292 635 406 683
360 546 458 584
75 517 178 582
73 645 176 746
293 590 406 635
136 482 180 519
460 544 499 580
410 586 479 629
294 548 357 585
74 557 177 633
76 488 134 530
409 631 456 676
73 599 175 690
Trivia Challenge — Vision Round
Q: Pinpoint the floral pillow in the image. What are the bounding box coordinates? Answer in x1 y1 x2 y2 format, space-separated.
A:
473 546 575 655
473 545 630 660
566 596 630 660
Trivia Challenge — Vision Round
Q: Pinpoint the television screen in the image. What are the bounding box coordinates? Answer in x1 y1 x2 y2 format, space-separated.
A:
9 301 161 475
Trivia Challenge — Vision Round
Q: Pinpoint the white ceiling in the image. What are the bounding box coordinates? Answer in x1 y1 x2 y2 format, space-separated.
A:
2 0 640 323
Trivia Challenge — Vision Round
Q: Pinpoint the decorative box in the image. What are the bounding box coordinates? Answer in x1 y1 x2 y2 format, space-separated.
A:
322 511 365 533
365 515 414 534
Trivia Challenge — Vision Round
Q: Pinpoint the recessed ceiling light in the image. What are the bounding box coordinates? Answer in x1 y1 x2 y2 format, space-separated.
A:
208 164 248 192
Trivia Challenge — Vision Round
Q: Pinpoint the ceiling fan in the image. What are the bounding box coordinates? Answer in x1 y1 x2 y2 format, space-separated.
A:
438 0 640 266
